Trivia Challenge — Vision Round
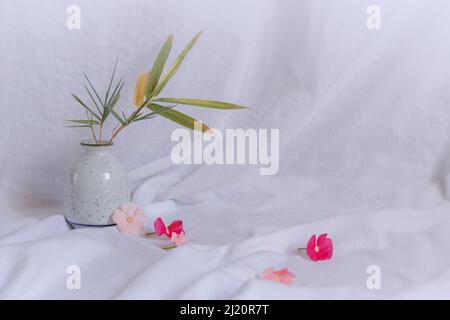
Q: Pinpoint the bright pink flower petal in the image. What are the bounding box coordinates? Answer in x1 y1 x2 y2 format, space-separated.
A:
167 220 184 237
154 217 166 236
306 233 333 262
317 233 333 260
306 234 318 261
317 233 328 246
154 218 185 238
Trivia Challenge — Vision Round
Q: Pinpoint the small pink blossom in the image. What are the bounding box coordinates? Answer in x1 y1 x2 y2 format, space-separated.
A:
112 202 148 236
154 217 184 238
306 233 333 262
262 267 295 285
171 232 186 246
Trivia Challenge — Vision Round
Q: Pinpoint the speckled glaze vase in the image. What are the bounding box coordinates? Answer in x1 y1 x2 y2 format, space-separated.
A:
64 141 130 228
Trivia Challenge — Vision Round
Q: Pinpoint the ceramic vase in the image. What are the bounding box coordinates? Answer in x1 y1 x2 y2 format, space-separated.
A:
64 141 130 228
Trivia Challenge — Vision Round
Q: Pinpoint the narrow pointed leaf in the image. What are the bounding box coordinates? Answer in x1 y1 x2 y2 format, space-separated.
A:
103 93 121 120
83 85 103 116
83 72 105 108
110 110 126 125
106 78 124 107
66 125 92 128
153 31 202 96
146 35 173 98
146 104 175 117
104 58 119 105
136 104 176 120
134 104 175 122
134 113 157 122
147 103 210 132
66 119 100 125
154 98 247 109
70 93 101 121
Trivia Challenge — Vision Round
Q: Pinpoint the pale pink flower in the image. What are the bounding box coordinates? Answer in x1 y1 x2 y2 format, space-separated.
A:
112 202 148 236
170 232 186 246
262 267 295 285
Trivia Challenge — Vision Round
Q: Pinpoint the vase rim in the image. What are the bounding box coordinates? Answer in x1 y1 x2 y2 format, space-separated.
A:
80 140 113 147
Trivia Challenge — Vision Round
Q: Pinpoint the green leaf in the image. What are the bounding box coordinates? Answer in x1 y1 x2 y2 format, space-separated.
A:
66 125 92 128
134 105 175 122
110 110 126 125
66 119 100 125
153 31 203 97
104 58 119 106
133 113 157 122
147 103 210 132
105 78 124 108
146 104 175 117
146 35 173 98
103 92 121 121
83 72 105 108
83 84 103 116
127 110 143 123
154 98 247 109
102 78 124 122
70 93 101 121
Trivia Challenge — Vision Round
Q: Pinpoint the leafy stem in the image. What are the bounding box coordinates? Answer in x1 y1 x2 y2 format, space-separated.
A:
69 32 248 145
107 97 150 144
69 59 125 143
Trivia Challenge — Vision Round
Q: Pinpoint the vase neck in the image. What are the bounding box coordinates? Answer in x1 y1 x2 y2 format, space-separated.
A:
81 140 113 154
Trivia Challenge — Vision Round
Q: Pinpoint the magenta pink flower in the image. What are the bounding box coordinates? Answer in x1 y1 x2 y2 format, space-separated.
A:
262 267 295 285
112 202 148 236
306 233 333 262
154 217 184 238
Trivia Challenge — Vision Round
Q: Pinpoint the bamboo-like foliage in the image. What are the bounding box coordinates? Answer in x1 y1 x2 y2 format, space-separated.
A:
69 32 247 144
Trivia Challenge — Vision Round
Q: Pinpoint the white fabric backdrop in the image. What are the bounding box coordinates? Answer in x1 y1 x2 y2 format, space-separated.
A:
1 0 450 299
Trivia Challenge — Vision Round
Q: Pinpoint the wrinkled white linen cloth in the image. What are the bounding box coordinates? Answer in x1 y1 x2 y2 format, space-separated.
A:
1 157 450 299
2 0 450 299
1 202 450 299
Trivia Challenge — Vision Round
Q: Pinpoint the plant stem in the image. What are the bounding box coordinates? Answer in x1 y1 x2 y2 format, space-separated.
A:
162 245 178 250
108 124 127 144
107 97 152 144
89 125 98 143
99 123 103 142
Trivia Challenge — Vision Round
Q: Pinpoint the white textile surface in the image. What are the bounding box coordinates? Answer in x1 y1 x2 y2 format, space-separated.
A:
1 0 450 299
